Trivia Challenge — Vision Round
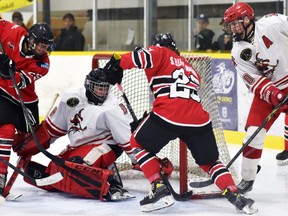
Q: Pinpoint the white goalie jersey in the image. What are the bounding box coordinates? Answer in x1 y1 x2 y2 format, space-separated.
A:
232 13 288 98
46 86 131 148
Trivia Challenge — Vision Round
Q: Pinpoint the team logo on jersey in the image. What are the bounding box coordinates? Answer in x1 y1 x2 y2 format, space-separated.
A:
240 48 252 61
254 52 279 77
67 97 79 107
68 108 87 134
7 41 15 50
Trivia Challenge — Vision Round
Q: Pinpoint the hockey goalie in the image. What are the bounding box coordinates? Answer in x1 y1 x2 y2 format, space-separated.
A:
13 68 136 201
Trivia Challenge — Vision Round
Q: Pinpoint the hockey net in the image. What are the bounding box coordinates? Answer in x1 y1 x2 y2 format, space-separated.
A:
92 53 238 195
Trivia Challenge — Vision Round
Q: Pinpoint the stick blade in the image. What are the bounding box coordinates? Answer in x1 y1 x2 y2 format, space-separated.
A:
35 172 63 186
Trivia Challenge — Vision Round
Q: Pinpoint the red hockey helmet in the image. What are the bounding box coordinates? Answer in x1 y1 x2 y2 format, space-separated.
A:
224 2 254 23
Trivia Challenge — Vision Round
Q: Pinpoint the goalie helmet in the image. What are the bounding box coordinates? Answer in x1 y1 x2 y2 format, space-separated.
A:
27 22 55 58
84 68 110 105
152 33 180 55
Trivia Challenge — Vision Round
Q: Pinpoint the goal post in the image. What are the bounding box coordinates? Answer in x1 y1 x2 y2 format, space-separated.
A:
92 53 238 195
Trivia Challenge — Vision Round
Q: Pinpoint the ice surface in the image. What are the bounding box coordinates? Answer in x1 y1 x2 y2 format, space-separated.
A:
1 141 288 216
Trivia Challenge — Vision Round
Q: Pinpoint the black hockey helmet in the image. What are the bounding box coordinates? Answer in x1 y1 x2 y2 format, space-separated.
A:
27 22 55 57
152 33 179 55
84 68 110 105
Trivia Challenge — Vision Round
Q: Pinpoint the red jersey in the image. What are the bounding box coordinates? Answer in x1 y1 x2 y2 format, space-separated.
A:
120 46 210 127
0 20 50 104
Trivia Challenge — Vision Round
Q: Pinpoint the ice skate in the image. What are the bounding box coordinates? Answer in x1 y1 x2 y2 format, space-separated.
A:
140 180 174 212
276 150 288 166
0 174 6 196
237 179 254 194
223 188 258 214
107 177 135 201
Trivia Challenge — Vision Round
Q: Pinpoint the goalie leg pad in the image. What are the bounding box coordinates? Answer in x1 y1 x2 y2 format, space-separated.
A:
12 123 50 157
60 143 117 169
23 160 57 191
45 160 114 200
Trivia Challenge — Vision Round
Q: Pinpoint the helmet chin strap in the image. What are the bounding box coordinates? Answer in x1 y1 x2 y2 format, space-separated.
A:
243 20 255 42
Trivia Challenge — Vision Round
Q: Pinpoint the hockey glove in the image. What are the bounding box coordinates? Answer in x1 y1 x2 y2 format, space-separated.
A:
269 87 285 107
104 53 123 85
266 86 288 112
0 54 16 80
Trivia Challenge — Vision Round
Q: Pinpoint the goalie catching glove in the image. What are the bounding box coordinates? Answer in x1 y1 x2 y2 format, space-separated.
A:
103 53 123 85
0 54 16 80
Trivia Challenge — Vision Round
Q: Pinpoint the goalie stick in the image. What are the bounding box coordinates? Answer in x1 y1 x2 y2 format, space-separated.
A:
189 94 288 188
2 42 112 199
0 156 63 188
6 66 113 199
115 83 192 201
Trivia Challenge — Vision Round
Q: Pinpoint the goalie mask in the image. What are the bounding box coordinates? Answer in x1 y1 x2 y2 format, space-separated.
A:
27 23 55 59
85 68 110 105
224 2 255 42
152 33 180 55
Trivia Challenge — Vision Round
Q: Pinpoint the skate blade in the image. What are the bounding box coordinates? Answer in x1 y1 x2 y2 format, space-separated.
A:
237 203 258 215
277 159 288 166
5 193 22 201
110 192 136 201
141 195 175 212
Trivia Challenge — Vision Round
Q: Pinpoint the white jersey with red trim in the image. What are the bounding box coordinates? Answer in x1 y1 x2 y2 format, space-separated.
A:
45 86 131 148
232 13 288 102
120 45 211 127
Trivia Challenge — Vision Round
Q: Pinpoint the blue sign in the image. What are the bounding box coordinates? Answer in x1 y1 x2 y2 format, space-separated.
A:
212 59 238 131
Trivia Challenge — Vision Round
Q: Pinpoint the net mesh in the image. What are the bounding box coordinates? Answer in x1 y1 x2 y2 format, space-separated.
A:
93 53 238 182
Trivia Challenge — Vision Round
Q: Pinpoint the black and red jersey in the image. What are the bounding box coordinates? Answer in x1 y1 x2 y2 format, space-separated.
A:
0 20 50 104
120 46 210 127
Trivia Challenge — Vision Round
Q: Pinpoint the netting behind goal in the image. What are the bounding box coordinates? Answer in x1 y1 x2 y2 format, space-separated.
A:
92 53 238 193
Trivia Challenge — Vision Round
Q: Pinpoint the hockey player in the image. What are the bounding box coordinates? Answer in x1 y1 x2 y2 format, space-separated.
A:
0 19 54 197
14 68 136 201
223 2 288 193
103 33 257 214
276 114 288 165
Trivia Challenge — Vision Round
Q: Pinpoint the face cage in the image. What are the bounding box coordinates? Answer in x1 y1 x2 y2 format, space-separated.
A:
227 19 245 42
87 79 110 103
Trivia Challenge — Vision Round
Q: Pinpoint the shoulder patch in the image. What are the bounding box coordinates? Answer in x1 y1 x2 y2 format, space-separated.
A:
119 103 128 115
240 48 252 61
67 97 80 107
36 61 50 69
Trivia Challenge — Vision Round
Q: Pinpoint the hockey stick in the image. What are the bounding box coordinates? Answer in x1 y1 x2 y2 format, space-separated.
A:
3 94 60 198
189 95 288 188
0 156 63 188
115 83 192 201
116 83 138 122
1 39 107 197
7 68 111 198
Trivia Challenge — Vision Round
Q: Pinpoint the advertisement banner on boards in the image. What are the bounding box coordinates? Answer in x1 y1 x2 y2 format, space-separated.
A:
0 0 33 13
212 58 238 131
